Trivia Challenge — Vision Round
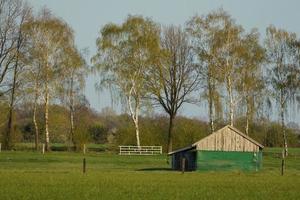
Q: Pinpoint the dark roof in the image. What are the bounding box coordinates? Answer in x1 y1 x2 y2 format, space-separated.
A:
167 145 195 155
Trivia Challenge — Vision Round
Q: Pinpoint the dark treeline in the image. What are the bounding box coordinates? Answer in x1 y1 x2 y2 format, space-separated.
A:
0 104 299 151
1 0 300 167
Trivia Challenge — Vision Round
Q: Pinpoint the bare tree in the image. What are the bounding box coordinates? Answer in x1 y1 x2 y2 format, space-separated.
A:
0 0 31 149
147 26 199 152
0 0 21 90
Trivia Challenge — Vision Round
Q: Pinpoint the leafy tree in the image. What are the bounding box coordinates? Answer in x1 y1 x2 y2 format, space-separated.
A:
235 30 266 135
265 25 300 175
92 15 160 147
23 9 73 151
58 46 87 149
187 11 226 133
211 10 245 127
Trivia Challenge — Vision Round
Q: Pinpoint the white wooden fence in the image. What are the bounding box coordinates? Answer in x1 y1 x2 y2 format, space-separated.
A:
119 146 162 155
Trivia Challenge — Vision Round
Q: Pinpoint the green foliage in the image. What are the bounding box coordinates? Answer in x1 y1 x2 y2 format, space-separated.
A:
48 105 69 143
89 124 108 144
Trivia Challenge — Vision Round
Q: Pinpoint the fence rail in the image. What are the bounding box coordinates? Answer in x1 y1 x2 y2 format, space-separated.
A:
119 145 162 155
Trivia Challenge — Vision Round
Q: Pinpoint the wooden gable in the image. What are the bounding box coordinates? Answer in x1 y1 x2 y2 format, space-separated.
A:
193 125 264 152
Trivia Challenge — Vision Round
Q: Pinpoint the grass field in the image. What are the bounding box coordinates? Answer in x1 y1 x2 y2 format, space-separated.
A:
0 149 299 200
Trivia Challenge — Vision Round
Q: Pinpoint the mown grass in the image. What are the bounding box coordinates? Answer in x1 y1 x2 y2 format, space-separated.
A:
0 150 299 200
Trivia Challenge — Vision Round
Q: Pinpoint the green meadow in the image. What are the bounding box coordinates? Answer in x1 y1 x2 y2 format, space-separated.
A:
0 148 299 200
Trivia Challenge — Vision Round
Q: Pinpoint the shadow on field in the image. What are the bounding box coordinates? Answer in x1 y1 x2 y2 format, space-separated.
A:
136 168 173 172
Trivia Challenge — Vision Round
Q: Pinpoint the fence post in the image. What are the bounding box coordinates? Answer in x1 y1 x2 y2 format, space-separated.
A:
83 158 86 174
83 144 86 154
181 157 186 174
42 143 45 154
0 143 1 152
281 150 285 176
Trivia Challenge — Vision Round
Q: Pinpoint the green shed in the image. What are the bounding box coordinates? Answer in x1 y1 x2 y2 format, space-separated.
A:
168 125 264 171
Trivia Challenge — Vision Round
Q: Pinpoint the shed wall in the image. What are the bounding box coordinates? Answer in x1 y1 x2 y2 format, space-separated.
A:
171 150 197 171
196 150 263 171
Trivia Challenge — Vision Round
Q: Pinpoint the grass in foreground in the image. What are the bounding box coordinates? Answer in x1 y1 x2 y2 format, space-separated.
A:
0 151 299 200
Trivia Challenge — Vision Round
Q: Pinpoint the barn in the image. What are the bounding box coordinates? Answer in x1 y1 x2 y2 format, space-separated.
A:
168 125 264 171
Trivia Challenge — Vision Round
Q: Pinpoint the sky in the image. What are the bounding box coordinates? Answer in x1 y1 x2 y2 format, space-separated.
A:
26 0 300 122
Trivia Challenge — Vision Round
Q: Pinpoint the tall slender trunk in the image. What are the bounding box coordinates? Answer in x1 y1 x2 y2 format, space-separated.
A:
208 76 215 133
280 96 288 157
6 68 17 149
134 115 140 147
280 91 288 175
44 70 50 151
69 74 75 150
167 114 175 153
245 114 249 136
127 85 141 147
227 76 234 126
4 52 19 150
281 110 288 157
33 79 39 151
245 98 249 136
4 28 22 150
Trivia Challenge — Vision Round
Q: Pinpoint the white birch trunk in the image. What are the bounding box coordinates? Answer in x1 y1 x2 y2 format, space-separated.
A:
33 79 39 150
69 73 75 149
208 76 215 133
44 70 50 151
245 97 249 135
127 85 141 147
280 96 288 157
227 76 234 126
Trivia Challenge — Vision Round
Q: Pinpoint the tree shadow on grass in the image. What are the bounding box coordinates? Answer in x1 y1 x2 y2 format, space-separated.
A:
136 167 173 172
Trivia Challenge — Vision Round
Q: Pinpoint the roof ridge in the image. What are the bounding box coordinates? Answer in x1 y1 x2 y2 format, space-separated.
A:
227 125 264 148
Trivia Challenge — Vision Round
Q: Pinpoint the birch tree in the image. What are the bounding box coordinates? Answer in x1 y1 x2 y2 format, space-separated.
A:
187 12 226 133
23 9 73 151
22 43 42 150
59 46 86 149
92 16 160 147
214 11 244 127
265 25 300 175
236 30 265 135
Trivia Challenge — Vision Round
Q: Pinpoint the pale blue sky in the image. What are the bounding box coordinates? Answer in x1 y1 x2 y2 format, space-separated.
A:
27 0 300 121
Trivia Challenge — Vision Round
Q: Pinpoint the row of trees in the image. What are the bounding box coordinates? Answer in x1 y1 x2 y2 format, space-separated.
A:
92 9 300 161
0 0 87 151
1 104 299 151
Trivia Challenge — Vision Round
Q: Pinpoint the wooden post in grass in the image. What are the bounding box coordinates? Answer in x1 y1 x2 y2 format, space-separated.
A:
42 143 45 154
0 143 1 152
83 144 86 155
281 149 285 176
83 158 86 174
181 157 186 174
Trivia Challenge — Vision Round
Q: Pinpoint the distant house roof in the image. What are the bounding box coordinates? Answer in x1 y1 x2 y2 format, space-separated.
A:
168 125 264 155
